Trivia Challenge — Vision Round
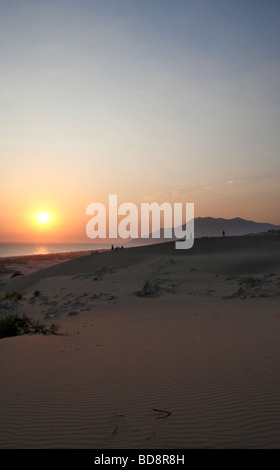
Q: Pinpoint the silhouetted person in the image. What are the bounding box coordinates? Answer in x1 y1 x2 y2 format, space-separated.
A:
222 230 225 237
111 244 114 251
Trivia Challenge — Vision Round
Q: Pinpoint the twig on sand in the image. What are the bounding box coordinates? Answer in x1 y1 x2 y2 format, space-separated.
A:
145 432 155 440
23 317 63 336
112 425 118 435
151 408 172 420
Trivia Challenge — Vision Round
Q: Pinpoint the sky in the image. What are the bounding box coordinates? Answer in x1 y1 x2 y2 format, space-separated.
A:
1 0 280 242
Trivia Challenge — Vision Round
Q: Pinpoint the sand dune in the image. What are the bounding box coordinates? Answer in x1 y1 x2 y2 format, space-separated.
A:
2 231 279 293
0 231 280 448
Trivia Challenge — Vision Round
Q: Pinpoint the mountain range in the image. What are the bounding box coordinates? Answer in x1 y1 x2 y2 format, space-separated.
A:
128 217 280 245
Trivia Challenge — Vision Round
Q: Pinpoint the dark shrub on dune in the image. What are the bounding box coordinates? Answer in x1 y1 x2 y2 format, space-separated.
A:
0 314 61 339
137 280 160 297
10 270 23 279
0 314 26 338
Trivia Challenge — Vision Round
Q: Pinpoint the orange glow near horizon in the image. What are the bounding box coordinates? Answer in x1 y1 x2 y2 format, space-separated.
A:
0 177 279 244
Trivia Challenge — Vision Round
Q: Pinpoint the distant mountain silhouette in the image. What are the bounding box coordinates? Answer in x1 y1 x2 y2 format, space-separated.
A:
129 217 280 245
191 217 280 238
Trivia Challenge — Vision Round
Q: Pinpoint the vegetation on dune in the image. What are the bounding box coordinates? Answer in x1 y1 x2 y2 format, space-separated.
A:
3 291 23 301
10 270 24 279
0 314 61 339
2 290 41 302
30 289 41 301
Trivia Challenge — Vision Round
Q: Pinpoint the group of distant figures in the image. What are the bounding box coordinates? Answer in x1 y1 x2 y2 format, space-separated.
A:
90 244 124 256
111 244 124 251
90 232 226 257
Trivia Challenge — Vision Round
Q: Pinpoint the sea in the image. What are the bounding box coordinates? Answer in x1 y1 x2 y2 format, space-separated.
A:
0 242 112 258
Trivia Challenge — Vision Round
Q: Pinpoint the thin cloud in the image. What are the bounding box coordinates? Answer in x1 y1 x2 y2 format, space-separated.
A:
142 171 280 202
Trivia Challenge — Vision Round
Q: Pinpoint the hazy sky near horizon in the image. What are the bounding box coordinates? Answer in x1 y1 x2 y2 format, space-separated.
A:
1 0 280 242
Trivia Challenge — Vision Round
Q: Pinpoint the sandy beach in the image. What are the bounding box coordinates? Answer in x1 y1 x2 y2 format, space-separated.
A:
0 231 280 449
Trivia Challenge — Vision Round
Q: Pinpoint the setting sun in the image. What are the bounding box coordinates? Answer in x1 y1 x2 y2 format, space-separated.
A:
35 211 52 225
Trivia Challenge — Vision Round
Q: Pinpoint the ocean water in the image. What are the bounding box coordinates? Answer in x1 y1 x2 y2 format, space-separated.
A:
0 242 111 258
